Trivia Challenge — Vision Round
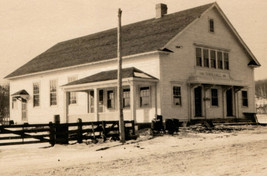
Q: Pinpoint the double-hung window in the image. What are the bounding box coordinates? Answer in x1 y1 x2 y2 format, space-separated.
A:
203 49 209 67
210 50 216 68
50 80 57 106
173 86 182 106
242 91 248 107
68 76 77 104
88 90 94 113
196 48 202 66
209 19 214 32
33 82 40 107
217 51 223 69
140 87 150 107
98 90 104 112
211 89 218 106
107 90 115 109
224 53 229 70
123 88 130 108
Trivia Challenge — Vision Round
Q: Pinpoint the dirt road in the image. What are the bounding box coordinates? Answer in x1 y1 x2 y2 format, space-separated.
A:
1 125 267 176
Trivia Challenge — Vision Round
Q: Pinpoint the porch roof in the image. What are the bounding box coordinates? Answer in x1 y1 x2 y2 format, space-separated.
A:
64 67 158 86
11 89 30 100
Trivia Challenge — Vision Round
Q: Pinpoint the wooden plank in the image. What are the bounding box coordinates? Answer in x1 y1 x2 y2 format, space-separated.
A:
0 140 48 146
0 134 49 140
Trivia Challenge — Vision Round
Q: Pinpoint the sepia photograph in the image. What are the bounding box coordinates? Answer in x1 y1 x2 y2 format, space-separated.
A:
0 0 266 175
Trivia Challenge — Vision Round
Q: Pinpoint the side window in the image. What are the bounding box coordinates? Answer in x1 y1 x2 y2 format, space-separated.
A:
211 89 218 106
242 91 248 107
173 86 182 106
209 19 214 32
140 87 150 107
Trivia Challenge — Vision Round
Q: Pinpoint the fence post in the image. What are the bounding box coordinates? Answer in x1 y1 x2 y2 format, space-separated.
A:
77 118 83 143
131 120 135 135
22 125 25 143
102 121 106 141
49 122 55 146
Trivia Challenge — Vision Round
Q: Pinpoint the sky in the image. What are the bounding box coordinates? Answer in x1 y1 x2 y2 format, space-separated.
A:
0 0 266 84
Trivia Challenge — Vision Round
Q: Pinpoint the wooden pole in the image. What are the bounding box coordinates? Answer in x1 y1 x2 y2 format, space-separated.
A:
117 8 125 143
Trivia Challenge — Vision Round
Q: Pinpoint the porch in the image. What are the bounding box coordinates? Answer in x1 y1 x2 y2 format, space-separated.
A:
62 67 158 123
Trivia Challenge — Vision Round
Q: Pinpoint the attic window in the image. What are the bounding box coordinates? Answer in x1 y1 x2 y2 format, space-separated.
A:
209 19 214 32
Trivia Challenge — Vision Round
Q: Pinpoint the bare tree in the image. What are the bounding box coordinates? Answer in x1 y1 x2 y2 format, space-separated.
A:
0 84 9 123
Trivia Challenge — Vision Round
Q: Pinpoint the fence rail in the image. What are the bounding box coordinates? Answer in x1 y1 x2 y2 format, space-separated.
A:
0 120 135 146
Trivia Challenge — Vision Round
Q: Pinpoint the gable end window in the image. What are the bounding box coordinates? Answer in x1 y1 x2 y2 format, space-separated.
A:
33 82 40 107
211 89 218 106
173 86 182 106
209 19 214 32
50 80 57 106
242 91 248 107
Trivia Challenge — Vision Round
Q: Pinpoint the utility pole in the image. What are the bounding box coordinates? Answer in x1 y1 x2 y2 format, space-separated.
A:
117 8 125 143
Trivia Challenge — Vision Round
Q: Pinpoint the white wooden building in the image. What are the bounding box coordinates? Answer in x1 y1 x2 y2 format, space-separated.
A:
6 3 260 124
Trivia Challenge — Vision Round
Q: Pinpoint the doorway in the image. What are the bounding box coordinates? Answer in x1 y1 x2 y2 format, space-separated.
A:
194 86 202 117
226 89 233 116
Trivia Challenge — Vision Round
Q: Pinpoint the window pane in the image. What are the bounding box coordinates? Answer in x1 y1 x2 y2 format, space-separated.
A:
33 83 40 107
196 48 202 66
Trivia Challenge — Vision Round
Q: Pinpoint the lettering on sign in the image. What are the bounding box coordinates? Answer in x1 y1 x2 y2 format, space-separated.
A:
197 70 229 79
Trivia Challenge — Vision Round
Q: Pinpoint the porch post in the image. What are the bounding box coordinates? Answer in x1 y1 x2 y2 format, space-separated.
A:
130 82 136 121
94 88 99 121
63 91 69 123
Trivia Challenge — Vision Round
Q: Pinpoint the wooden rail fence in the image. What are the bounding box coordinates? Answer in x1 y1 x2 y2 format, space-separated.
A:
0 120 135 146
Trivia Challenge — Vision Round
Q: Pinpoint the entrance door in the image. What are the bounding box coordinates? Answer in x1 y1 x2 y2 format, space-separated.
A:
194 86 202 117
226 89 233 116
21 100 27 121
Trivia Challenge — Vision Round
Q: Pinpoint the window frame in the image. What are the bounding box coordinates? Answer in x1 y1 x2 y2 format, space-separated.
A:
224 52 229 70
211 88 219 107
139 86 151 107
203 49 209 68
173 86 182 106
98 89 104 112
210 50 216 69
217 51 223 69
33 82 40 107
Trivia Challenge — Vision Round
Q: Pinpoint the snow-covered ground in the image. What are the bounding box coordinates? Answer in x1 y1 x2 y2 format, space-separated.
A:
1 125 267 176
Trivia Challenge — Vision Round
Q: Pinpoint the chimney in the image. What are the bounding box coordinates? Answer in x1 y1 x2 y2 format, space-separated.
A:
156 3 168 18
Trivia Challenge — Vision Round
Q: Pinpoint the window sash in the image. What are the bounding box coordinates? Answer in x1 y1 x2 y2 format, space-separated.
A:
224 53 229 70
217 51 223 69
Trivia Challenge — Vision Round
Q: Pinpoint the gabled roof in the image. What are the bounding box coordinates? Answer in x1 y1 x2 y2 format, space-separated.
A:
6 3 214 79
64 67 157 86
